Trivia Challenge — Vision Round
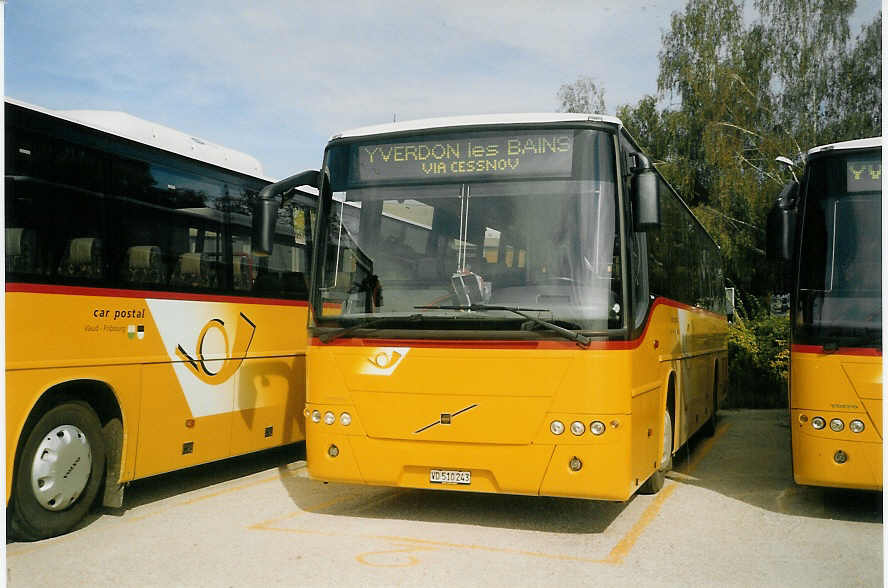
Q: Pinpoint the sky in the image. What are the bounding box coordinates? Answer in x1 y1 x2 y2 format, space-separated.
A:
6 1 883 181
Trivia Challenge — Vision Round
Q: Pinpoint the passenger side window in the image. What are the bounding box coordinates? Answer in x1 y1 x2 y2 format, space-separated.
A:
112 157 226 292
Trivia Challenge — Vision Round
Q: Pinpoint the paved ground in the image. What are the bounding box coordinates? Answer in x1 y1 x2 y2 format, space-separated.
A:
4 410 883 587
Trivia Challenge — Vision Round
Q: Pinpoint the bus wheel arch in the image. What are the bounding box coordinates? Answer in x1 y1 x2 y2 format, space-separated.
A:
702 360 719 437
10 380 123 540
666 371 676 436
640 373 676 495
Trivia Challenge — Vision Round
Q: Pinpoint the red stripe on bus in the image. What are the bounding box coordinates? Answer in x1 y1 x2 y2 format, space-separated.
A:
791 344 882 357
5 282 309 307
311 296 726 350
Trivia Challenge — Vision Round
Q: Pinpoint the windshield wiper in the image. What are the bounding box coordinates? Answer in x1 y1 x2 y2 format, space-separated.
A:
318 314 424 343
415 304 591 347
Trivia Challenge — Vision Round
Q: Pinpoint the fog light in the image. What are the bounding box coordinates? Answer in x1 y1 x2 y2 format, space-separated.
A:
798 414 808 424
550 420 565 435
849 419 865 433
811 417 826 430
590 421 606 436
324 411 335 425
834 449 848 464
829 418 844 432
570 421 585 436
328 444 340 457
311 410 321 423
569 456 582 471
340 412 352 426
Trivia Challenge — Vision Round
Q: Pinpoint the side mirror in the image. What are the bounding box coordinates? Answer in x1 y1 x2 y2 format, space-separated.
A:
631 154 660 230
252 196 281 257
252 170 320 255
765 181 798 262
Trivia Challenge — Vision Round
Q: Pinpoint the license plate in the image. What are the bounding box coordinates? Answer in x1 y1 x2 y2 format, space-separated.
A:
429 469 471 485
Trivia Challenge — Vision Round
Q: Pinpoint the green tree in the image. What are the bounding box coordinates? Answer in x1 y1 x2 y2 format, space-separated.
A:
824 12 883 141
756 0 856 147
557 76 607 114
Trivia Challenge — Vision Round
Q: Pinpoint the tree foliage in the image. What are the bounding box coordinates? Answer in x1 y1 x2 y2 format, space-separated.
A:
557 76 607 114
590 0 881 302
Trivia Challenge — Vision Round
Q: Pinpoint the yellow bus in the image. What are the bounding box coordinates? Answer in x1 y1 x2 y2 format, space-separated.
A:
768 137 882 490
5 99 315 539
255 114 728 501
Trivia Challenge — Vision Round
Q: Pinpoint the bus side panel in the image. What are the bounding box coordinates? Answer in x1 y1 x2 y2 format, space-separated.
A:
5 365 141 503
230 354 307 456
135 299 308 478
630 387 661 490
7 291 309 488
135 364 232 478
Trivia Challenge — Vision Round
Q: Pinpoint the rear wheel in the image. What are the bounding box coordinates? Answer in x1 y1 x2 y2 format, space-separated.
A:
10 401 106 540
702 371 719 437
639 410 673 495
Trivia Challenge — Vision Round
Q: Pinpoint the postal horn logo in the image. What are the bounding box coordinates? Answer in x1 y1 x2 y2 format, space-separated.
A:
175 313 256 385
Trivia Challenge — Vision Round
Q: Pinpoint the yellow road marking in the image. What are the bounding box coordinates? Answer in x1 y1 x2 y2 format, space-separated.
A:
603 484 677 563
248 493 362 531
355 545 438 567
250 420 731 566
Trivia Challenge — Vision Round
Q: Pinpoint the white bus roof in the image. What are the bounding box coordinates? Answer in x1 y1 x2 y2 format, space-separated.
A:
333 113 623 140
6 97 272 180
807 136 882 156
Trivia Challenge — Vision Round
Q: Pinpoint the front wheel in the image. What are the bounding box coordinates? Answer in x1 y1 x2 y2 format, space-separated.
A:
10 401 106 540
639 410 673 495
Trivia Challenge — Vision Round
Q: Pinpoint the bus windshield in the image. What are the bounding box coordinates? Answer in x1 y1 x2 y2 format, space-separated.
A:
797 150 882 346
315 128 621 332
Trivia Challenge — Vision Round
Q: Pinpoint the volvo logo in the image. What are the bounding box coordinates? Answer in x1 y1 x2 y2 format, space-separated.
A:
414 404 478 434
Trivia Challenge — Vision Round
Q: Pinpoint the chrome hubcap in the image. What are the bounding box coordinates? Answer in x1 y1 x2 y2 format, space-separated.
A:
30 425 92 511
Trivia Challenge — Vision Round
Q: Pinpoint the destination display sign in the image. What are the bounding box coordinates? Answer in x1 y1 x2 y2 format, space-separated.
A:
353 132 574 183
847 157 881 193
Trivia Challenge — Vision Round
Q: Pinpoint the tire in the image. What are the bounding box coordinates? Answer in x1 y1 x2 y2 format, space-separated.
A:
639 409 673 495
702 372 719 437
10 401 106 540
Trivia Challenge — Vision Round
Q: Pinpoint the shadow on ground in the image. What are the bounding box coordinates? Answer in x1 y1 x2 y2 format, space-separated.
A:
277 469 631 534
668 409 881 524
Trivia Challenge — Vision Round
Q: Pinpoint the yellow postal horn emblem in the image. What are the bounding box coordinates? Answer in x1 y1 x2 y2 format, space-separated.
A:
176 313 256 385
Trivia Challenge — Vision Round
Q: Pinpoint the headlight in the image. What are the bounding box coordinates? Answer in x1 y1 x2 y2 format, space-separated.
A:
324 411 336 425
829 418 844 432
311 410 321 423
570 421 585 436
550 420 565 435
589 421 606 436
340 412 352 426
811 416 826 430
849 419 865 433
